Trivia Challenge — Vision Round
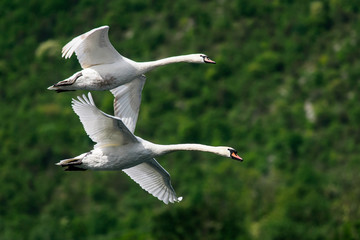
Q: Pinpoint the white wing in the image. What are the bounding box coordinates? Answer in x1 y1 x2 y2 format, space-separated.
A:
62 26 122 68
71 93 137 146
110 75 146 133
123 159 183 204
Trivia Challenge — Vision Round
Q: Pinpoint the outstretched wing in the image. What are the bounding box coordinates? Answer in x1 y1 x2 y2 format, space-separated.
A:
110 75 146 133
71 93 137 146
123 158 183 204
62 26 122 68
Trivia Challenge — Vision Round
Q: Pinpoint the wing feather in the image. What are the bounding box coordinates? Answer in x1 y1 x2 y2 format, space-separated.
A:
71 92 137 146
123 159 182 204
110 75 146 133
62 26 122 68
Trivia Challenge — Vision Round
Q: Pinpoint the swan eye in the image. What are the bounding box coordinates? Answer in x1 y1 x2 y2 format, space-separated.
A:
228 148 236 153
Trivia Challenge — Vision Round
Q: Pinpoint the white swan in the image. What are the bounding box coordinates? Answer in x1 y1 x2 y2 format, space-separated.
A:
47 25 215 92
56 93 243 204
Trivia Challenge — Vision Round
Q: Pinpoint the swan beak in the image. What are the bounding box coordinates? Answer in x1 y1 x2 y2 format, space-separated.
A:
231 152 243 161
204 57 216 64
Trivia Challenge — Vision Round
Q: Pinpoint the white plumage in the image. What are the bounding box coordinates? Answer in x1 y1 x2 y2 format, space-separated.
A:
48 26 215 92
62 26 122 68
110 75 145 133
57 93 243 204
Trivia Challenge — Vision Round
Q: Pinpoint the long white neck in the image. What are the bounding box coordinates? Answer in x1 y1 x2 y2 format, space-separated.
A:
136 54 200 73
153 143 226 158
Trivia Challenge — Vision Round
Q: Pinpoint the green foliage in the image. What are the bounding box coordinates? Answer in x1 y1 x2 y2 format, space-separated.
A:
1 0 360 239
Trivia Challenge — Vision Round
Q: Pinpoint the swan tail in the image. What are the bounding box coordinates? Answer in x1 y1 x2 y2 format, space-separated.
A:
47 72 82 92
48 87 76 93
56 153 87 171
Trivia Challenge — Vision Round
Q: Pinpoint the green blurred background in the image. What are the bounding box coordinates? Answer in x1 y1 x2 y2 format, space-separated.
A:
1 0 359 239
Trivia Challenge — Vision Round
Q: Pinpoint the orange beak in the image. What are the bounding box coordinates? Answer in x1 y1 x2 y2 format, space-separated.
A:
204 57 216 64
231 152 243 161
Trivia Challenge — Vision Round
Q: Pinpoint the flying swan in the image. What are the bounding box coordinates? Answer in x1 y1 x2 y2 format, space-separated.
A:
47 25 215 93
56 93 243 204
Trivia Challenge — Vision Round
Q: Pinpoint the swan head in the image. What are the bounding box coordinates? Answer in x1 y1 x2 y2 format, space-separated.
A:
222 147 243 161
200 54 216 64
187 54 216 64
228 148 243 161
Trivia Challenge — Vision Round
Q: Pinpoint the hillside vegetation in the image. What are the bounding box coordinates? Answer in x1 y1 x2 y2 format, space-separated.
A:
1 0 360 239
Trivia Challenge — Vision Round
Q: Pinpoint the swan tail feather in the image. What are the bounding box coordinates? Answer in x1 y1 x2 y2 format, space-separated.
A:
55 153 87 171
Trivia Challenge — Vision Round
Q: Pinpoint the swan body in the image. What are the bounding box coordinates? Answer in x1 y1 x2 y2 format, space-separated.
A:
57 93 243 204
48 26 215 92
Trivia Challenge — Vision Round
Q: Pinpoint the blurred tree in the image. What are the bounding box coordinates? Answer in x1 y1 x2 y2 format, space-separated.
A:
1 0 360 239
